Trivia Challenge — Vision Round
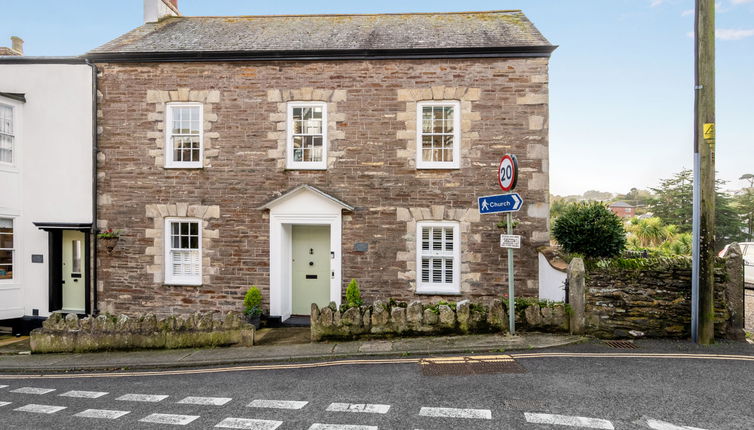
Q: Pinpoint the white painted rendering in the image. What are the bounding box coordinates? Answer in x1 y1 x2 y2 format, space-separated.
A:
263 186 350 320
538 252 566 302
0 63 93 320
144 0 179 23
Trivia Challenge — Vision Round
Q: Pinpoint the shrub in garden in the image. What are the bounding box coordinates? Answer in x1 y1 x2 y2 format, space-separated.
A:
552 201 626 258
243 286 262 317
345 279 363 308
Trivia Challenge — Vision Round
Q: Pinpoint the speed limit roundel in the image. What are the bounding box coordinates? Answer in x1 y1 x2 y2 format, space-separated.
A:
498 154 518 192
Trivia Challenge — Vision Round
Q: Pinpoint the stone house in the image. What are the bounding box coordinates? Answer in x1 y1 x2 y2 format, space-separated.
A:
86 0 555 322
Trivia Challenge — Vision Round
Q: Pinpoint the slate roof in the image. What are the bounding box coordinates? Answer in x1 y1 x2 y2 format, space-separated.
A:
609 201 636 208
87 10 554 60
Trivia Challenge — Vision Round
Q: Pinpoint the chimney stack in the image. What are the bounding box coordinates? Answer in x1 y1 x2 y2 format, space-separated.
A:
144 0 180 24
10 36 23 55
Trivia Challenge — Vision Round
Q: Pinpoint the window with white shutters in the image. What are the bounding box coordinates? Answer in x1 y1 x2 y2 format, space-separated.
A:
165 103 203 168
416 221 460 294
164 218 202 285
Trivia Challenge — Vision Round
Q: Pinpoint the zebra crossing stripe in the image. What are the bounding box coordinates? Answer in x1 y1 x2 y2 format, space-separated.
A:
215 417 283 430
178 396 232 406
247 399 308 410
10 387 55 395
0 401 11 407
308 425 378 430
0 385 8 389
139 413 200 425
59 390 108 399
419 407 492 419
116 393 168 402
74 409 130 419
646 418 708 430
524 412 615 430
13 404 66 414
326 402 390 414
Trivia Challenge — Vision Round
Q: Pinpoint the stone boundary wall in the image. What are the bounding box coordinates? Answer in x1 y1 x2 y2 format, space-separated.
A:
567 244 746 340
30 312 254 353
310 299 570 341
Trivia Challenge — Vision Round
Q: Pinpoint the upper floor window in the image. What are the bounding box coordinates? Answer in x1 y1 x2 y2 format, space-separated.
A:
416 221 460 294
164 218 202 285
166 103 203 169
287 102 327 170
416 101 460 169
0 104 14 165
0 218 13 280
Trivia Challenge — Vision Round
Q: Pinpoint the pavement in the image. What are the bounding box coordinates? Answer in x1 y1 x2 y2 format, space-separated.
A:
0 330 586 373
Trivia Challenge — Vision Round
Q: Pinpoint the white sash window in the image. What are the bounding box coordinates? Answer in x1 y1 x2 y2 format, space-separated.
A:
416 100 461 169
287 102 327 170
416 221 460 294
0 104 14 165
164 218 202 285
165 103 203 168
0 218 13 280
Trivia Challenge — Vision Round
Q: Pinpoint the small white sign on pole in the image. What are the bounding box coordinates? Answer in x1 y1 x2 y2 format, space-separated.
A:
500 234 521 249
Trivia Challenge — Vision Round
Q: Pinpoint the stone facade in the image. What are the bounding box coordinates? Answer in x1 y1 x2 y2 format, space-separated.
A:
95 58 550 316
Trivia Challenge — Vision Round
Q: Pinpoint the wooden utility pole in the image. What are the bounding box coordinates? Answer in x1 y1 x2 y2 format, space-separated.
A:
693 0 715 344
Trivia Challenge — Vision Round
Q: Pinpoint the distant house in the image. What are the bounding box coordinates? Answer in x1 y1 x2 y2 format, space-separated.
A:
84 0 556 322
608 201 636 218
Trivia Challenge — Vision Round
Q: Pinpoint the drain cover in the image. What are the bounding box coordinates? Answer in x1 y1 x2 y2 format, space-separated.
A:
603 340 639 349
419 355 526 376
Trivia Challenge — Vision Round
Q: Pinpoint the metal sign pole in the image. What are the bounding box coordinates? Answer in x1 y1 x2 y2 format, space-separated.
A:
507 211 515 335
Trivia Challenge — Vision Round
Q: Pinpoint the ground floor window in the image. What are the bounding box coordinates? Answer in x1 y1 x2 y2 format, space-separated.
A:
416 221 460 294
164 218 201 285
0 218 13 280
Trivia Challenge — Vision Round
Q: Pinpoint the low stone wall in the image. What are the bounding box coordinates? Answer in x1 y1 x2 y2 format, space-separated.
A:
310 299 570 341
30 312 254 353
567 244 746 340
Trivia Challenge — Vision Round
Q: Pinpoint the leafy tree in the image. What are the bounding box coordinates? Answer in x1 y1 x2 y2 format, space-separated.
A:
552 202 626 258
733 189 754 241
582 190 614 201
549 196 571 222
740 173 754 189
647 169 743 248
627 217 670 247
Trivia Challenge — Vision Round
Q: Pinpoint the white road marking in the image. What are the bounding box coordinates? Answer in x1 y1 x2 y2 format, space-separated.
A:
0 401 11 407
10 387 56 395
647 418 708 430
525 412 615 430
0 385 8 388
419 406 492 419
59 390 108 399
215 417 283 430
309 425 378 430
74 409 131 419
247 399 308 409
116 393 168 402
327 402 391 414
139 413 200 426
13 404 66 414
178 396 232 406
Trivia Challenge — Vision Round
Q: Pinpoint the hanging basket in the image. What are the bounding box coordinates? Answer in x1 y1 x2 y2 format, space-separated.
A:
99 237 118 253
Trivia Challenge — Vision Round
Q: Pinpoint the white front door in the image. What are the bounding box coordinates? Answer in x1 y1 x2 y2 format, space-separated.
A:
61 230 85 312
291 225 331 315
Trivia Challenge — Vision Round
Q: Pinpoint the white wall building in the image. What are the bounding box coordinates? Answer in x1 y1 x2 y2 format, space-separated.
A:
0 58 94 331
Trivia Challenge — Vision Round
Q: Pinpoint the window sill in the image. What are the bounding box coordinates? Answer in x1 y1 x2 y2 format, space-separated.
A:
164 165 204 170
416 165 461 171
163 281 203 287
415 289 462 296
285 166 328 171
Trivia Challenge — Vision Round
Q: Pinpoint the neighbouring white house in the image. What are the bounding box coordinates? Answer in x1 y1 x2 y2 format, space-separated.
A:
0 47 95 333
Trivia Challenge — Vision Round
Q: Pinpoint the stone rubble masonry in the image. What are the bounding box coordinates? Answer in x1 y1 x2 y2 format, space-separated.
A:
95 58 550 315
310 299 570 341
30 312 254 353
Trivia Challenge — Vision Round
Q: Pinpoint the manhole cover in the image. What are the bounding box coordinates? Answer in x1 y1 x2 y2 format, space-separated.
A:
603 340 639 349
419 355 527 376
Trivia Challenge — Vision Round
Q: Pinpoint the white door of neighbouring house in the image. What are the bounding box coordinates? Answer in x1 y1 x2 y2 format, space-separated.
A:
61 230 85 312
291 225 331 315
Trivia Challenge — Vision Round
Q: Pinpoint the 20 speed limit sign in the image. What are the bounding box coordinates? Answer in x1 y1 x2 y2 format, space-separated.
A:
498 154 518 191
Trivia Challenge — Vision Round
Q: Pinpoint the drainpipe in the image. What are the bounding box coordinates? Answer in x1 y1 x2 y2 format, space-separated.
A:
85 58 99 315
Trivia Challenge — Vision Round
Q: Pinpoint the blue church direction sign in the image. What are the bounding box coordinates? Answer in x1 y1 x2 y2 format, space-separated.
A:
478 193 523 214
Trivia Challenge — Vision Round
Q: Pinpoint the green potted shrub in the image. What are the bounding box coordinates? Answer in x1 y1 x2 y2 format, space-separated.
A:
243 286 263 329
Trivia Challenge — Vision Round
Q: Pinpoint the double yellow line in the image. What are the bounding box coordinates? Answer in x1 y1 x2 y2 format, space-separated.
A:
0 352 751 380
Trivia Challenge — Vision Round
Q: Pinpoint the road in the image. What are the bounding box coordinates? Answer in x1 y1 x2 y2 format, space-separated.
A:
0 340 752 430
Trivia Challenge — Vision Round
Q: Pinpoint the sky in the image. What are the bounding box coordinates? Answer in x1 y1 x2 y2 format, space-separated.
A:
1 0 752 196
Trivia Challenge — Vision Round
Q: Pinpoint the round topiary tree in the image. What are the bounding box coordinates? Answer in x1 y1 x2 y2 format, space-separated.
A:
552 202 627 258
